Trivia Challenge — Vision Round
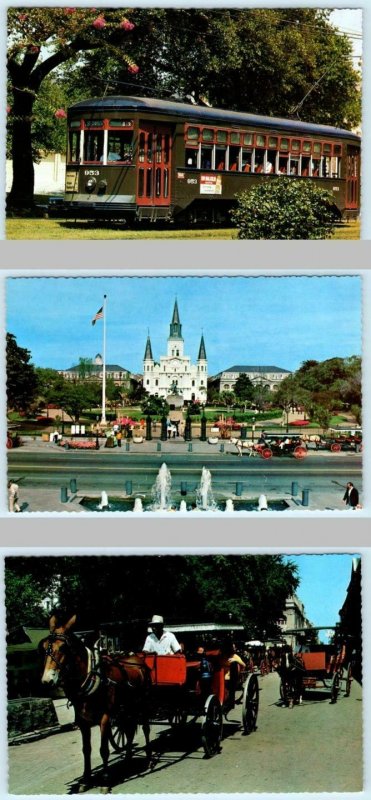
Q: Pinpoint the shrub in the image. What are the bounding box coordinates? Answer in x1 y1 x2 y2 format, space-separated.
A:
231 178 340 239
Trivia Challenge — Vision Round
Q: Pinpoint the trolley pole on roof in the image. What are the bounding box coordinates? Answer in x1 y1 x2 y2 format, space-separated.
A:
101 294 107 424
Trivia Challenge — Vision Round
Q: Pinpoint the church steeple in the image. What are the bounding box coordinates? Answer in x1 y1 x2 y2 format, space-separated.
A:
144 334 153 361
198 334 207 360
169 299 183 340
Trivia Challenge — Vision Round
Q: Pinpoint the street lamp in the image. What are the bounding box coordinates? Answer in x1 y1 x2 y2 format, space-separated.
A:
95 415 100 450
251 416 256 443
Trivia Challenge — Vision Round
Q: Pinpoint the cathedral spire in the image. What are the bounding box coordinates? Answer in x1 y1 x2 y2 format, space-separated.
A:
169 299 183 340
198 334 207 360
144 333 153 361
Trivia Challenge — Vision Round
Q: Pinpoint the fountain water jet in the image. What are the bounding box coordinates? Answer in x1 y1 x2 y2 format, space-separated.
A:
258 494 268 511
98 490 109 510
133 497 143 513
151 463 172 510
179 500 187 513
196 467 216 511
225 499 234 512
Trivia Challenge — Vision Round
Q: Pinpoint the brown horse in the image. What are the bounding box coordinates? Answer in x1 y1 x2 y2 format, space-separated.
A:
40 613 152 791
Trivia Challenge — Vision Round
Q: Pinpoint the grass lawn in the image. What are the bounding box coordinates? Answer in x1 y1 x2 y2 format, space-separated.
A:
6 217 360 240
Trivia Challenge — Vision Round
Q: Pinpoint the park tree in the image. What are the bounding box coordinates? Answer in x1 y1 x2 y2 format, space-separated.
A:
77 357 94 380
141 395 169 417
7 7 139 210
233 374 254 404
6 333 38 413
231 179 339 239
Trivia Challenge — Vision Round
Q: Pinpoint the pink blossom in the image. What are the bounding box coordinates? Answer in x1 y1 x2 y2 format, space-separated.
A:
6 105 11 114
54 108 67 119
29 45 40 54
128 64 139 74
120 18 135 31
18 13 28 22
92 16 106 29
65 7 76 13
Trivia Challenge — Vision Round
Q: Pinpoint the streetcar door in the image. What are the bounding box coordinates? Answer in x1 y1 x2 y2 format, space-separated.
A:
136 124 171 206
345 146 360 210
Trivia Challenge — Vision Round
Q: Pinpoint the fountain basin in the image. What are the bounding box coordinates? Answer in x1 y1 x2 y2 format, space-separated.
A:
79 496 290 512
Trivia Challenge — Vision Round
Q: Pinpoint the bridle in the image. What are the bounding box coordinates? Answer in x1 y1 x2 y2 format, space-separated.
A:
44 632 102 697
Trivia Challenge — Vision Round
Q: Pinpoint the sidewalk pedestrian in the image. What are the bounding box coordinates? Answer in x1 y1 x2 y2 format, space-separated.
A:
8 481 21 512
343 481 359 510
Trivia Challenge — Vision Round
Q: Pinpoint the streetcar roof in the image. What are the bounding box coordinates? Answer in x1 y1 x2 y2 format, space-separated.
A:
69 95 360 142
169 622 245 633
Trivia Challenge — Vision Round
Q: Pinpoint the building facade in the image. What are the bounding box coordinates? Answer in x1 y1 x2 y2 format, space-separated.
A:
210 364 291 393
143 301 208 405
59 354 133 391
279 594 314 651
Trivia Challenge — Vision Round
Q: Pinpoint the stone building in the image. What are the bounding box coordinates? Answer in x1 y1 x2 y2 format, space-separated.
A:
142 300 207 405
59 354 134 391
209 364 291 394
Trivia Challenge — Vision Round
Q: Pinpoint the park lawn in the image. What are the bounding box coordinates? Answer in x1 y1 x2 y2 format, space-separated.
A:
6 218 360 240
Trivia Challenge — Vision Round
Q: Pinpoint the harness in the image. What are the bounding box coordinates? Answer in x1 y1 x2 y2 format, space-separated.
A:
45 632 102 698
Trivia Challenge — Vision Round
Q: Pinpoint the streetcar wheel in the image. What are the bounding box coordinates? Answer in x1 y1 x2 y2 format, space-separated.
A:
261 448 272 460
345 664 352 697
294 446 307 459
331 443 341 452
242 673 259 734
330 671 340 703
108 715 126 753
201 694 223 758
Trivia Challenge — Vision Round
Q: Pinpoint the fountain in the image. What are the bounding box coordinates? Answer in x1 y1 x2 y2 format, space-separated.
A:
225 499 234 512
258 494 268 511
196 467 216 511
133 497 144 513
151 463 172 510
98 490 109 510
179 500 187 513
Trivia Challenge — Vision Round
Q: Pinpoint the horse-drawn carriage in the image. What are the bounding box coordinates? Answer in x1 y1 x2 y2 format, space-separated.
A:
315 432 362 453
278 629 353 708
41 616 259 790
232 433 307 460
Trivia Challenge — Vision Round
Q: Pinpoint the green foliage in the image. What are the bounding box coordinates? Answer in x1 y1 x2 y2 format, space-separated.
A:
231 178 339 240
141 395 169 416
6 333 39 413
5 555 299 639
233 373 254 402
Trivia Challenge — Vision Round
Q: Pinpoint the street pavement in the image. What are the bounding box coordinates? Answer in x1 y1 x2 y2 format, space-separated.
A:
7 672 363 794
7 436 362 514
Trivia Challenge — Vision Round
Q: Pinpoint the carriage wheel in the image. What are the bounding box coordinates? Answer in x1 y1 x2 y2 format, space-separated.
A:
330 443 341 452
201 694 223 758
6 437 13 449
242 673 259 734
345 664 352 697
330 671 340 703
293 446 307 460
108 715 126 753
261 448 272 460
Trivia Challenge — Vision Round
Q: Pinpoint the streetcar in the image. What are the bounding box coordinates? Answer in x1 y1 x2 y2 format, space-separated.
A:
59 95 361 224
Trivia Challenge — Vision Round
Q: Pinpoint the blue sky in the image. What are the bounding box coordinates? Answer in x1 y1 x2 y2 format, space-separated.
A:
284 554 359 643
6 275 361 376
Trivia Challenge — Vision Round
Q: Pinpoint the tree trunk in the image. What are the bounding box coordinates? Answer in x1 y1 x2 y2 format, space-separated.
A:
7 89 36 212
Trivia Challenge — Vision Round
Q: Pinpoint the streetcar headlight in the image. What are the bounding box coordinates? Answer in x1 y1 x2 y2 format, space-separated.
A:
85 177 96 192
97 179 107 194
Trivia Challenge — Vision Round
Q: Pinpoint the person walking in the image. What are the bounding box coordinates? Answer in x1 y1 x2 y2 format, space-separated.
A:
8 481 21 512
343 482 359 510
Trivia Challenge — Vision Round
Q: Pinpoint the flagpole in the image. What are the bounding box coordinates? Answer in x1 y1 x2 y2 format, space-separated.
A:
101 295 107 424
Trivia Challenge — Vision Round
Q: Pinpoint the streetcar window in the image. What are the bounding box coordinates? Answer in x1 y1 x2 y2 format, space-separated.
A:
202 128 214 142
323 157 331 178
266 150 276 173
155 167 162 196
107 131 133 163
164 134 170 164
109 119 133 127
331 156 341 178
200 146 212 169
230 132 240 145
70 120 80 129
313 142 321 155
229 145 240 171
334 144 342 156
186 126 199 141
280 137 289 151
256 134 266 147
241 149 252 172
243 132 253 146
84 131 104 162
185 148 198 168
255 149 264 173
147 133 153 162
291 139 301 153
278 154 288 174
215 146 227 170
217 130 228 143
312 158 321 177
301 156 310 176
139 133 145 163
138 169 144 196
163 168 169 198
156 135 162 163
289 156 299 175
303 140 311 153
323 143 332 154
68 130 80 163
146 168 152 197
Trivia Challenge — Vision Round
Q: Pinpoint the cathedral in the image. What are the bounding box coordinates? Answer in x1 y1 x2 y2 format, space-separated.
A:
143 301 208 405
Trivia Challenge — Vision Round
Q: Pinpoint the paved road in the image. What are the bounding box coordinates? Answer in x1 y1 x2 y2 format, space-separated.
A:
8 672 362 794
8 445 362 512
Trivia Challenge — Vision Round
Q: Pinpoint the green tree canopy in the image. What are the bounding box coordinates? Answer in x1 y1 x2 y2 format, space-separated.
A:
233 374 255 403
6 333 39 413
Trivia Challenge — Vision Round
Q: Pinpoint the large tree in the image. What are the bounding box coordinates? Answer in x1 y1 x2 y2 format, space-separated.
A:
6 333 38 413
7 8 360 210
7 7 139 210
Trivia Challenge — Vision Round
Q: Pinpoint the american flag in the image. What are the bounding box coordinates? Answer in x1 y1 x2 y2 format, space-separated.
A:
91 306 103 326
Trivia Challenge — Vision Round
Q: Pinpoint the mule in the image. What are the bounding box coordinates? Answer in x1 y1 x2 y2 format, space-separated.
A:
41 613 152 791
277 649 305 708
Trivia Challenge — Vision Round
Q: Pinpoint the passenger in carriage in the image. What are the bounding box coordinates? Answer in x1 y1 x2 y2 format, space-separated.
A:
143 615 182 655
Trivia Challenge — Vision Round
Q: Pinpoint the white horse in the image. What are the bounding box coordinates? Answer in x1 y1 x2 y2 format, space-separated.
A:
230 437 257 457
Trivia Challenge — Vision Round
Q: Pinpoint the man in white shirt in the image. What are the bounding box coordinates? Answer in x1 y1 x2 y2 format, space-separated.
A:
143 615 182 655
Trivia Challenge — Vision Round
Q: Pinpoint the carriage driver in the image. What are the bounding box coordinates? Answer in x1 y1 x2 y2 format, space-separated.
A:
143 615 182 655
